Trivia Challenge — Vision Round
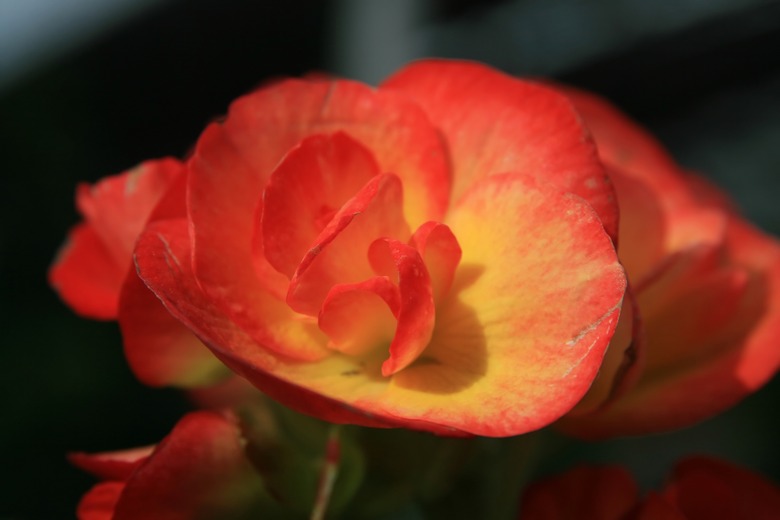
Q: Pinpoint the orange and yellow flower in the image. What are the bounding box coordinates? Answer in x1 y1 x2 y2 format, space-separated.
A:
51 60 780 438
52 60 627 436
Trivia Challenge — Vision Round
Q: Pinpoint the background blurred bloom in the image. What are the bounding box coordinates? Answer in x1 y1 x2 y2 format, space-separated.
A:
519 456 780 519
70 410 268 520
558 89 780 437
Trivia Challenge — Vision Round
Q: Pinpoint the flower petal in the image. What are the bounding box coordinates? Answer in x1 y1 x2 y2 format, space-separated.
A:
76 158 184 267
135 218 394 429
49 223 124 319
187 78 448 359
566 285 645 416
519 465 638 520
287 173 410 316
111 411 265 520
260 131 381 278
69 446 153 481
382 59 617 240
561 220 780 438
49 158 184 320
119 267 230 388
562 87 686 200
663 457 780 520
77 482 125 520
563 88 728 283
409 221 462 301
367 238 435 376
375 173 625 435
633 493 687 520
319 276 400 356
264 172 625 435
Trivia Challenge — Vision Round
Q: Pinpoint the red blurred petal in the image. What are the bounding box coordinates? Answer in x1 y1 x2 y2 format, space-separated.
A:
663 457 780 520
49 223 124 319
76 158 183 267
519 465 638 520
50 158 184 320
77 482 125 520
111 411 264 520
69 446 153 480
633 493 687 520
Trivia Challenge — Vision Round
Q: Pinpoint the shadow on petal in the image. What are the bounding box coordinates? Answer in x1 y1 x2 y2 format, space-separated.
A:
392 264 487 395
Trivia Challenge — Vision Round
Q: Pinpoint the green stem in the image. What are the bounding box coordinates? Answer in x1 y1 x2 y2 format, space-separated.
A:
310 424 342 520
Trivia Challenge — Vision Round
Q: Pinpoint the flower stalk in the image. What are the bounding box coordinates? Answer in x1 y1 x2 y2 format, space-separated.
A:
311 423 342 520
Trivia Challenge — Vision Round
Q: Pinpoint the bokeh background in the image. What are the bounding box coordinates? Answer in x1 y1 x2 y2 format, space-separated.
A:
1 0 779 518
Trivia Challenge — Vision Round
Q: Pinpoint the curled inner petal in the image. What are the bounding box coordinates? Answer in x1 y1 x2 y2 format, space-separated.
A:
319 277 400 357
409 221 462 302
368 238 436 377
287 173 410 315
259 132 381 278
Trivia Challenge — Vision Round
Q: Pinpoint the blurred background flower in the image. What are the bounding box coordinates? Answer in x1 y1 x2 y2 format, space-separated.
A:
1 0 778 518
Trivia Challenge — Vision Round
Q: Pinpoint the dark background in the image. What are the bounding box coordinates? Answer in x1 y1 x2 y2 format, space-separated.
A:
1 0 779 518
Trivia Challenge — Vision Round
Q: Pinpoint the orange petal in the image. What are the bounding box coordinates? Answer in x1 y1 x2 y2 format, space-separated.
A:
318 276 400 356
566 285 645 416
368 238 436 376
383 59 618 240
409 221 462 301
561 86 690 208
642 265 750 373
370 173 625 435
561 215 780 439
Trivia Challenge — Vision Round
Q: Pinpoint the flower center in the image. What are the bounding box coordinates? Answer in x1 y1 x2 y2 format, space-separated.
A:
257 132 461 376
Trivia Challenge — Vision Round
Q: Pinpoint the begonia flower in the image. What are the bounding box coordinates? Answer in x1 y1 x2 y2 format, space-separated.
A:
557 88 780 437
121 60 627 436
519 456 780 519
